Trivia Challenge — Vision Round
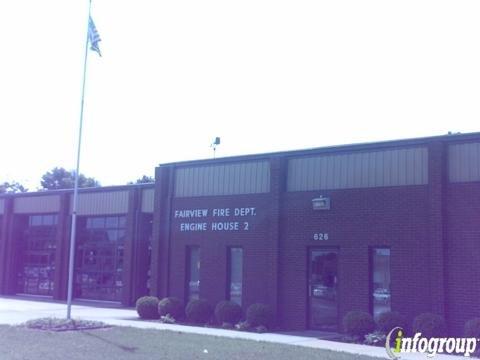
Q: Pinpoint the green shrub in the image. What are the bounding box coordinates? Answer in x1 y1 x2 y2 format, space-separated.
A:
158 297 184 320
214 301 242 325
376 311 407 334
343 311 375 338
246 303 274 329
412 313 447 338
136 296 160 319
464 318 480 338
185 299 213 324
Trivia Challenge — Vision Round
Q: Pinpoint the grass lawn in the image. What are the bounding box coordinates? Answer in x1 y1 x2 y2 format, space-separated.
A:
0 325 383 360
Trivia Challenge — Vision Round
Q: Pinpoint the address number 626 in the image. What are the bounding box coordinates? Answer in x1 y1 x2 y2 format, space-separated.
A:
313 233 329 241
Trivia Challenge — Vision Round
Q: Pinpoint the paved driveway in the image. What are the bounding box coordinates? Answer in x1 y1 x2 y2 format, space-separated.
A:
0 296 136 325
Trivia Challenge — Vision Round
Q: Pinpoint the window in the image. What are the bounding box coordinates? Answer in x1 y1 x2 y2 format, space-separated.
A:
105 216 119 228
228 248 243 305
75 215 127 302
143 215 153 292
186 247 200 301
371 248 391 317
29 214 58 227
42 214 57 226
17 214 58 296
30 215 42 226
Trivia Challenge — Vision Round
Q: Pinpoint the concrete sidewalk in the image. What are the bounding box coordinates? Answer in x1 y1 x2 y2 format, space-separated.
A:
0 296 460 360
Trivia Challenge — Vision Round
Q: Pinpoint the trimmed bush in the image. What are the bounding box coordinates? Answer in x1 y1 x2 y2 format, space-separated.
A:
376 311 407 334
185 299 213 324
214 301 242 325
246 303 274 329
412 313 447 338
343 311 375 338
464 318 480 338
158 297 184 320
136 296 159 319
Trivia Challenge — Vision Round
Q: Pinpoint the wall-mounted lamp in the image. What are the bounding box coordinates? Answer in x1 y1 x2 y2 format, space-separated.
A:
312 195 330 210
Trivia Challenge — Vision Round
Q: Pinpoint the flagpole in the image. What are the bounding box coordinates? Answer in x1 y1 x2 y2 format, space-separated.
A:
67 0 92 320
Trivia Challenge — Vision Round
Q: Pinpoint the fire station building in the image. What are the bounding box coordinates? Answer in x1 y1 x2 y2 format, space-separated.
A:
0 132 479 335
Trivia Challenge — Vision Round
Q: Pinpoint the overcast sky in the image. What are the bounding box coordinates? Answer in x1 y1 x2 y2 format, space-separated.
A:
0 1 479 190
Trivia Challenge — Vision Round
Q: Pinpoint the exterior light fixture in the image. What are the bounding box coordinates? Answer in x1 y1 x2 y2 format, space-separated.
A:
312 195 330 210
211 137 221 159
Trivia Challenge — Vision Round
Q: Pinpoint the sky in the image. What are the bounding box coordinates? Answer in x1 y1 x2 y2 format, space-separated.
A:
0 1 479 190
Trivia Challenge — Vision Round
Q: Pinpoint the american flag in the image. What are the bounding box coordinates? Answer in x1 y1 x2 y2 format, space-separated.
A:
88 16 101 56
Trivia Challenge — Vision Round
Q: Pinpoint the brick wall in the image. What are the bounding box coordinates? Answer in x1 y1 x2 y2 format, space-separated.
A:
160 171 437 331
279 186 431 330
167 194 277 312
445 182 480 335
153 135 480 332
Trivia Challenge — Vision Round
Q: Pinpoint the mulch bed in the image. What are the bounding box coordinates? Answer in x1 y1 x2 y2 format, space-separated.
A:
24 317 111 332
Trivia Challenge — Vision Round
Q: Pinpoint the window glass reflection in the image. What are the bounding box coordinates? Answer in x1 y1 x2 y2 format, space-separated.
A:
91 217 105 229
17 214 57 296
229 248 243 305
372 248 391 317
75 215 126 302
105 217 119 228
187 247 200 301
309 249 338 330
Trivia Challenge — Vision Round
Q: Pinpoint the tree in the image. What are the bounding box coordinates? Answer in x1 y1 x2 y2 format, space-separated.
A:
0 181 28 194
40 167 100 190
127 175 154 185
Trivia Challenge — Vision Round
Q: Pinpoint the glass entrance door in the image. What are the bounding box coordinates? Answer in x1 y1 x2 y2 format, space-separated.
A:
308 249 338 330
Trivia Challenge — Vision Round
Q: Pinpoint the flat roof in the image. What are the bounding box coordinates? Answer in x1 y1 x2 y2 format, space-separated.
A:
0 183 154 199
159 131 480 168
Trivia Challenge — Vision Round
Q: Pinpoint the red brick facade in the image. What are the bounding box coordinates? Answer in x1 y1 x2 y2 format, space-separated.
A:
445 182 480 335
0 133 478 335
152 134 480 334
